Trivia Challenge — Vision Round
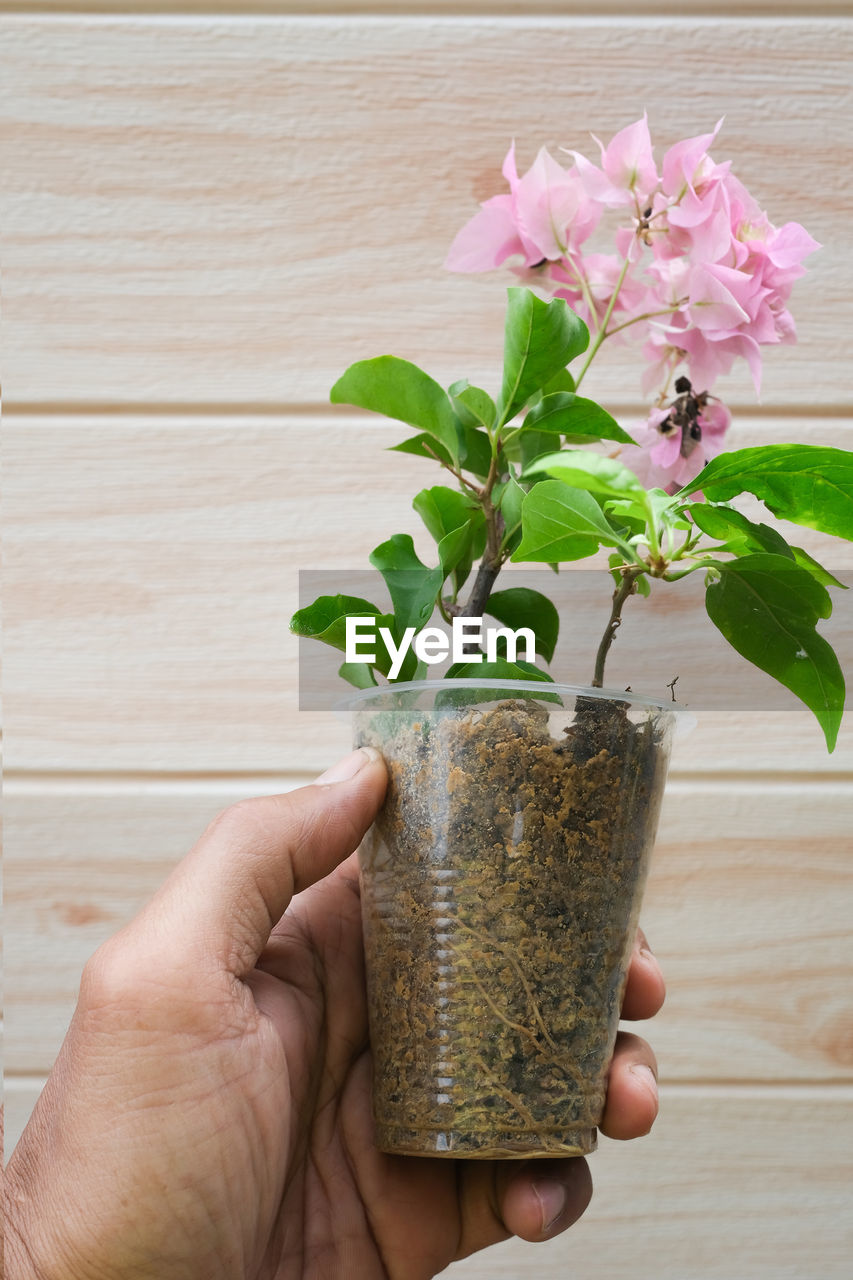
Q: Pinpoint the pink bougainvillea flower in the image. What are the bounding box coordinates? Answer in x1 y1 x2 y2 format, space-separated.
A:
547 258 590 324
769 303 798 345
619 428 683 493
509 145 599 260
568 114 659 209
696 397 732 452
640 328 684 397
444 143 599 272
735 217 820 297
660 119 725 200
442 192 524 272
670 321 764 396
649 196 818 397
684 262 753 332
566 252 647 324
550 250 649 333
622 390 732 492
663 186 735 263
446 120 818 409
599 115 659 203
761 220 822 273
646 405 682 470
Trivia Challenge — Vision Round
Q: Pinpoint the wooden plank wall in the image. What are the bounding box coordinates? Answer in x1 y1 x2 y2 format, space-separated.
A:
3 6 852 1277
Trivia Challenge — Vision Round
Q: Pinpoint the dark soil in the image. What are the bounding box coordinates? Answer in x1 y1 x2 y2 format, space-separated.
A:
355 695 670 1158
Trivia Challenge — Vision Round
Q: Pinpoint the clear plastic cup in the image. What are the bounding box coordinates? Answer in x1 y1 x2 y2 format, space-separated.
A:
349 679 688 1159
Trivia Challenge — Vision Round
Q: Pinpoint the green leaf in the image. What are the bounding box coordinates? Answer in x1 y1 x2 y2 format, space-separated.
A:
435 523 472 575
515 428 557 476
522 392 635 444
338 661 377 690
604 501 646 537
494 474 525 543
290 594 396 676
388 424 492 480
445 526 487 598
437 659 560 709
440 660 555 680
446 657 555 682
412 485 486 586
525 449 645 502
704 553 845 751
608 553 651 596
369 534 443 631
511 480 626 563
448 379 497 430
687 504 848 589
457 425 494 479
497 288 589 428
606 486 689 537
331 355 461 467
788 545 847 590
678 445 853 542
518 369 576 416
484 587 560 664
389 433 455 467
291 594 385 644
413 485 478 545
685 503 794 557
542 368 576 396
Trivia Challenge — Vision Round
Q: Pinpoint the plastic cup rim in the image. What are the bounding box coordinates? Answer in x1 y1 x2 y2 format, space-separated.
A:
336 677 696 734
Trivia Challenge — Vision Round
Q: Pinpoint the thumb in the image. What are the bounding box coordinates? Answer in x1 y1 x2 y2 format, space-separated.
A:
140 747 387 976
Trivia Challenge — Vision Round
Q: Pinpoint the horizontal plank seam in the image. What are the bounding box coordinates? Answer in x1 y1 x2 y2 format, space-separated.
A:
5 403 853 421
1 8 845 23
1 9 851 25
4 771 853 791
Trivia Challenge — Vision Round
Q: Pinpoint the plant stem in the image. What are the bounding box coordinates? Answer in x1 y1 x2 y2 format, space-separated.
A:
465 558 502 619
604 300 687 340
562 253 602 338
641 493 663 566
591 566 643 688
463 479 506 618
453 451 506 647
421 443 482 495
573 250 634 390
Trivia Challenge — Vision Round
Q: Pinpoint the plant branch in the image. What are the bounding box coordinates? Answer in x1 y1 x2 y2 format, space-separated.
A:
591 565 644 687
573 250 633 389
464 557 503 620
453 451 507 644
560 252 602 338
604 300 687 340
421 443 482 495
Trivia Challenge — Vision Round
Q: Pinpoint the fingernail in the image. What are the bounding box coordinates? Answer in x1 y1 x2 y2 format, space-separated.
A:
637 929 654 958
640 947 663 984
533 1177 567 1234
629 1063 659 1102
314 746 380 785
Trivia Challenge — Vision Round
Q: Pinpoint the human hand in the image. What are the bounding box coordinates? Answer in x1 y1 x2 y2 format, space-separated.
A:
5 747 664 1280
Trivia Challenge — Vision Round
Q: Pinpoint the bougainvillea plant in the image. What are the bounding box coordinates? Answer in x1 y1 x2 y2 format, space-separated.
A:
292 119 851 750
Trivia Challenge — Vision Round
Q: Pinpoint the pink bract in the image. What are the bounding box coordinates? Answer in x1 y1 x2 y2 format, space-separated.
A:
622 397 732 492
444 143 600 273
446 119 818 462
568 115 659 209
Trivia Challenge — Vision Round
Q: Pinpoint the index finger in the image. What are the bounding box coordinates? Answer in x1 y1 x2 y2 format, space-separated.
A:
137 747 388 976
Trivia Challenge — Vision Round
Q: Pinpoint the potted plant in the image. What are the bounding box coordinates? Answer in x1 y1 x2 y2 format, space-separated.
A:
291 120 851 1160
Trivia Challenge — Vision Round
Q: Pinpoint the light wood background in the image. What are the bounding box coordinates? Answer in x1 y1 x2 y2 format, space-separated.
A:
3 5 852 1277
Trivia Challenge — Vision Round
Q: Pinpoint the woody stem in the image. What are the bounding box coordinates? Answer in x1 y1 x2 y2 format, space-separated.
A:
591 567 643 688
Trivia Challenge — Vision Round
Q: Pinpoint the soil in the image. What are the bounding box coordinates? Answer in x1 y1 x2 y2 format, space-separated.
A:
355 695 671 1159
